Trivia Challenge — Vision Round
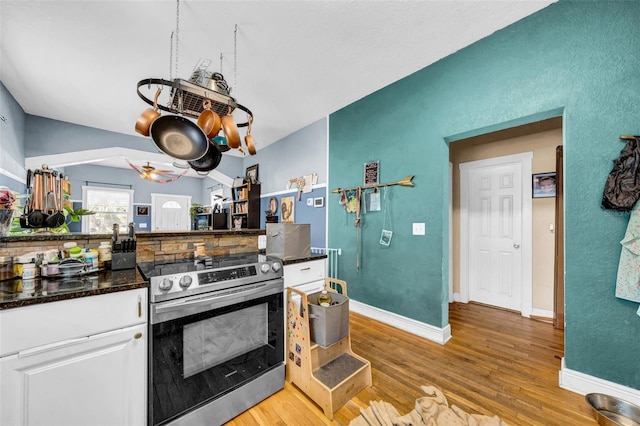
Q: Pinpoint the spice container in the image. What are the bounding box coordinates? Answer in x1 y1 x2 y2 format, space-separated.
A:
69 246 83 259
13 255 35 277
0 256 13 281
63 242 78 259
98 241 111 269
21 263 36 280
85 250 98 271
47 261 60 276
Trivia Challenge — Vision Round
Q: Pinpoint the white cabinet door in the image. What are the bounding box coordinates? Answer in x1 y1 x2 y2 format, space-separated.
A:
1 323 146 426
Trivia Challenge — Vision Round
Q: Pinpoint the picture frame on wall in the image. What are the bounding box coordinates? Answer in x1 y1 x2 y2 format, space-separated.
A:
532 172 556 198
281 196 295 223
246 164 259 184
136 205 149 216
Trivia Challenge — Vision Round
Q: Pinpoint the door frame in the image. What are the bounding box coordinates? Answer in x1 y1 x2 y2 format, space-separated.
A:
459 152 533 317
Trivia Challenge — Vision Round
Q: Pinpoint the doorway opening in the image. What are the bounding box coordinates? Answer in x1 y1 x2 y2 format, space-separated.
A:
449 117 563 323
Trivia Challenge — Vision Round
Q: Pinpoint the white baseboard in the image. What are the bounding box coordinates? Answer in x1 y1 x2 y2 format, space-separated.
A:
560 358 640 406
349 299 451 345
530 307 553 319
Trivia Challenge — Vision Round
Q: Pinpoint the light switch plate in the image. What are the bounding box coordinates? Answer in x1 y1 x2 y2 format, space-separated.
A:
139 223 147 229
258 235 267 249
412 223 425 235
306 198 313 206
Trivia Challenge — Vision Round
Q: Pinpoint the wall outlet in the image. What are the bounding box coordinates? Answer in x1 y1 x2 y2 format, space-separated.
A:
139 223 147 229
258 235 267 249
412 223 425 235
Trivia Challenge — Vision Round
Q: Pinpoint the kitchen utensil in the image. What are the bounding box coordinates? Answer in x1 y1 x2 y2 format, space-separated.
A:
585 393 640 426
149 114 209 161
221 107 240 149
135 87 162 136
44 170 65 228
27 171 46 227
188 141 222 174
244 115 256 155
20 169 32 228
197 99 222 139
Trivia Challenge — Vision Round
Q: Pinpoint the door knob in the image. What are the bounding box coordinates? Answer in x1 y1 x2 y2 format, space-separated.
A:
513 242 520 249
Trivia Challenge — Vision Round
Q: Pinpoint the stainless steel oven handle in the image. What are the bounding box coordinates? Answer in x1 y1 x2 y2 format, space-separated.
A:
154 282 277 315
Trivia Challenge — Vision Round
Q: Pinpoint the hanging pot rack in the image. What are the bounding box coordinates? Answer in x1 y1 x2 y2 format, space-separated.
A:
136 78 253 128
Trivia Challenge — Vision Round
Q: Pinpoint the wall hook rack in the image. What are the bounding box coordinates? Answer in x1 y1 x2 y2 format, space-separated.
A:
331 175 414 193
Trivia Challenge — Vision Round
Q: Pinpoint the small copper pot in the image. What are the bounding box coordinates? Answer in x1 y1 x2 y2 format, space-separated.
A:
135 88 161 136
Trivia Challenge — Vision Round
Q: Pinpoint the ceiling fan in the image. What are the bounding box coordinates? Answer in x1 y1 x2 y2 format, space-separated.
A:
126 159 188 184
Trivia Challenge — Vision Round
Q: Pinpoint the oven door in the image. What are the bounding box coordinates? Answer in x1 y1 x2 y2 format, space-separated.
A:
149 279 284 426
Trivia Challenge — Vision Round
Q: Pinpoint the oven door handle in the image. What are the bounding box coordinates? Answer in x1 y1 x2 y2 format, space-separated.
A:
153 282 280 320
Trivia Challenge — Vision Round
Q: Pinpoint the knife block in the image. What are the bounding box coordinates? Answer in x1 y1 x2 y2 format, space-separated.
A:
111 251 136 270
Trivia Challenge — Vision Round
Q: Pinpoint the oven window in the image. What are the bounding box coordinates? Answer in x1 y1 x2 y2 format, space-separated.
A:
183 303 267 378
150 291 283 426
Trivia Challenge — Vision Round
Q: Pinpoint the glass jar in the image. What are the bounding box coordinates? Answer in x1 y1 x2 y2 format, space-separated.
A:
317 290 332 307
0 256 13 281
98 241 111 269
13 255 35 277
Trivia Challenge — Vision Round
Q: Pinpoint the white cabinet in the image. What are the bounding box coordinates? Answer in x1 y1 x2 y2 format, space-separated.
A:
283 258 326 294
0 289 147 426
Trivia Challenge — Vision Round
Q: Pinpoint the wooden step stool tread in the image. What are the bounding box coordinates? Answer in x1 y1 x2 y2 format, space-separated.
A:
313 353 366 389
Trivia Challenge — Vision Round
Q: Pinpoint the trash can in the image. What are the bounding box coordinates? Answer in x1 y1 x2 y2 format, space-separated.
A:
308 291 349 348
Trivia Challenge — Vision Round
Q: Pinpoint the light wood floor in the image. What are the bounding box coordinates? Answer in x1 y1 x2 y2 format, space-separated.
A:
226 302 597 426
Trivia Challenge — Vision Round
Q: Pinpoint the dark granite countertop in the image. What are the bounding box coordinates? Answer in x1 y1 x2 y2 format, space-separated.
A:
281 253 327 266
0 229 265 242
0 268 148 310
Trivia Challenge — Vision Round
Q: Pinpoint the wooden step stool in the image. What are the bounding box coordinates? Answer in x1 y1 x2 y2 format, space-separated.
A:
285 278 372 420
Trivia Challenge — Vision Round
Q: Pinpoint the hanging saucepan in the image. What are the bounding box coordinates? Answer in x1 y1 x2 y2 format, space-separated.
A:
197 99 222 139
221 107 241 149
149 115 209 161
244 115 256 156
188 141 222 174
212 135 230 152
135 88 162 137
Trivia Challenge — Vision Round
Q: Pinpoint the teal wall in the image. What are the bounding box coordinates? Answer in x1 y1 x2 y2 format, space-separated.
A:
329 1 640 389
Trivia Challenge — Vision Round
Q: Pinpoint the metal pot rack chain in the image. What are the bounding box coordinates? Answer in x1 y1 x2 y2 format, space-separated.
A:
136 78 253 128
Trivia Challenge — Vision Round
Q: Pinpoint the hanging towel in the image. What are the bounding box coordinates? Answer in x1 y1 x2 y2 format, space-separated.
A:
615 201 640 303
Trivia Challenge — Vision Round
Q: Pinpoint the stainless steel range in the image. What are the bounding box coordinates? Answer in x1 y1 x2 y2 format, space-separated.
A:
138 252 284 426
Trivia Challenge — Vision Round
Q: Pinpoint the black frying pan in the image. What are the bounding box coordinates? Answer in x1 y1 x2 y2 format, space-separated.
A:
150 115 209 161
188 141 222 175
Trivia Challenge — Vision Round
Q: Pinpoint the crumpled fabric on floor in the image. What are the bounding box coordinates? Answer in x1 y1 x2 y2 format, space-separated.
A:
349 385 509 426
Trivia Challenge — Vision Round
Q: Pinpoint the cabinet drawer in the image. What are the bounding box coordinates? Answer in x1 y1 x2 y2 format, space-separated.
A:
0 288 147 357
284 259 326 288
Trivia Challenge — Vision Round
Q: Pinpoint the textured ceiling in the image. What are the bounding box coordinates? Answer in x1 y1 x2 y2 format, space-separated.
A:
1 0 554 176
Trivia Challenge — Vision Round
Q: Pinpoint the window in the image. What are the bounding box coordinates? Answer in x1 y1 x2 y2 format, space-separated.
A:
82 186 133 233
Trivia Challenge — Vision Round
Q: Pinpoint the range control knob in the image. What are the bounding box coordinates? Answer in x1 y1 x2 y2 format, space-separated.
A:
159 278 173 291
179 275 193 289
260 263 271 274
271 262 282 272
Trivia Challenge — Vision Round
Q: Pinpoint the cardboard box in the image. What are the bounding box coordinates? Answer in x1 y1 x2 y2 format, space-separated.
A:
266 223 310 260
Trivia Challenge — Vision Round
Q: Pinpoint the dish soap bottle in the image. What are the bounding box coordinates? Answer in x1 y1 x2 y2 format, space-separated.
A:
317 290 332 307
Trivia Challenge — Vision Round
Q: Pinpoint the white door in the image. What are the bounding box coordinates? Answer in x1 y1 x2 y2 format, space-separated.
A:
460 153 532 316
1 324 146 426
151 193 191 231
